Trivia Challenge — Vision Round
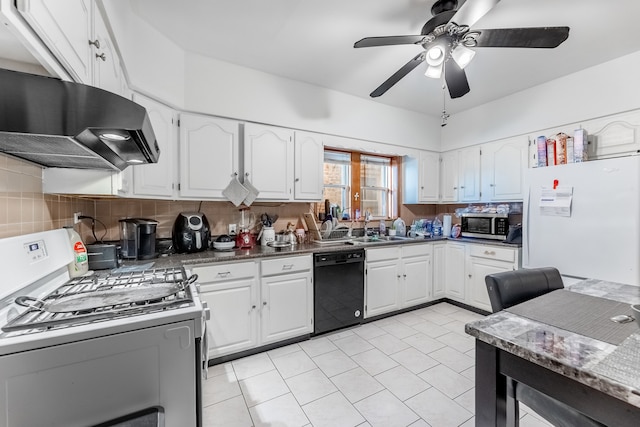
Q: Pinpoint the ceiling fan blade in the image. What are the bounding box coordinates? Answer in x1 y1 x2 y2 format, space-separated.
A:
444 60 470 99
370 53 425 98
354 35 425 48
473 27 570 48
450 0 501 27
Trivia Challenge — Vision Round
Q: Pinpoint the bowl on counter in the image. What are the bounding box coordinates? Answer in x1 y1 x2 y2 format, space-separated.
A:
213 235 235 251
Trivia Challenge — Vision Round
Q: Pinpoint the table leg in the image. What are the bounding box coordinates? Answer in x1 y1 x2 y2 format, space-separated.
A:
475 340 507 427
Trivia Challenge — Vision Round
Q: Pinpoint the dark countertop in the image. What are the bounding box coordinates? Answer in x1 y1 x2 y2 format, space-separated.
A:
121 235 521 269
465 279 640 408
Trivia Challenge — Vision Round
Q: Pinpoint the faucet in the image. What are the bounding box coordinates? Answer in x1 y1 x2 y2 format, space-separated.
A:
364 211 373 237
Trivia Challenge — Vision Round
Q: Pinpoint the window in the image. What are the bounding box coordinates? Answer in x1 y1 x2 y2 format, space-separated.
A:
320 149 397 220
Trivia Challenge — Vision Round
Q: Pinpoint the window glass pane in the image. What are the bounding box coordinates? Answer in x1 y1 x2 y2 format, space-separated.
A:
323 151 351 219
361 155 391 218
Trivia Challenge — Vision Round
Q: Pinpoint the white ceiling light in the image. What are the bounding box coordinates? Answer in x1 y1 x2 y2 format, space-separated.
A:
451 44 476 69
425 63 443 79
425 45 445 66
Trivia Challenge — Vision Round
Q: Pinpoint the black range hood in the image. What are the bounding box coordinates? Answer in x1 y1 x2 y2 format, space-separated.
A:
0 68 159 171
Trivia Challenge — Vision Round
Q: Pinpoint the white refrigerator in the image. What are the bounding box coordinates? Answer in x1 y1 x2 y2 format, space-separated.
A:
523 155 640 286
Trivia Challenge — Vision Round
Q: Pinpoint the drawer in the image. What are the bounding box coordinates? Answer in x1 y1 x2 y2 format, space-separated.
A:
401 243 432 258
468 245 515 263
261 255 312 276
191 261 258 283
366 246 400 262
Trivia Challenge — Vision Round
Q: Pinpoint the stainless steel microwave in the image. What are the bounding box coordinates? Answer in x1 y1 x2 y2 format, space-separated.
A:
460 213 509 240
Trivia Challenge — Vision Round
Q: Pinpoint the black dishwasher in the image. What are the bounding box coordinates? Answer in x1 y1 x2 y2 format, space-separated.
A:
313 249 365 335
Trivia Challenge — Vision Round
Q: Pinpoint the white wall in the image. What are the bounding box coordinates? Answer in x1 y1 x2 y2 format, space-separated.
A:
183 53 441 151
441 51 640 150
99 1 185 108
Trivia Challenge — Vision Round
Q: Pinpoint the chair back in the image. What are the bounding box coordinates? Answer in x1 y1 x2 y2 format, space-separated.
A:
484 267 564 313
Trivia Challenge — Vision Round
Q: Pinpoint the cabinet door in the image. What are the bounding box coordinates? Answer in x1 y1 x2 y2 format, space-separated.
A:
244 123 294 200
200 279 259 358
18 0 93 84
432 243 446 299
444 243 466 301
92 9 124 96
440 151 459 202
179 114 240 198
261 272 312 344
402 254 432 307
294 131 323 200
458 146 481 202
365 260 400 318
466 257 513 312
419 151 440 202
482 137 527 201
132 94 177 198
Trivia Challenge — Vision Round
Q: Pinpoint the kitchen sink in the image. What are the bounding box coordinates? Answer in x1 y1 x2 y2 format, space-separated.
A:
349 235 412 244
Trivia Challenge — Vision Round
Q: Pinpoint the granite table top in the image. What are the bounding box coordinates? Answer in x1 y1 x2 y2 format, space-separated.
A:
465 279 640 408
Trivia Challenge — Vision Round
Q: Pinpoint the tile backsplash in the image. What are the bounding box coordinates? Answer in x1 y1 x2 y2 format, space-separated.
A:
0 154 93 239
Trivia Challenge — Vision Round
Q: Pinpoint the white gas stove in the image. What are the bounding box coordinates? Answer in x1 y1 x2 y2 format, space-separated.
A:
0 229 208 427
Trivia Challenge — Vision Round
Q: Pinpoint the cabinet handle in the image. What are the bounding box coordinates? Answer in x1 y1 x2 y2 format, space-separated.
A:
468 274 472 278
453 186 457 190
403 274 407 278
295 178 300 182
252 305 256 309
88 39 100 49
96 53 106 61
216 271 231 278
460 186 465 189
490 184 495 187
397 275 401 279
421 186 424 189
263 301 267 306
282 264 294 270
245 172 250 177
483 250 496 256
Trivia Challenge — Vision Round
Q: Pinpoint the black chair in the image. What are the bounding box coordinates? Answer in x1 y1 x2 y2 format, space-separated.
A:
484 267 605 427
484 266 564 312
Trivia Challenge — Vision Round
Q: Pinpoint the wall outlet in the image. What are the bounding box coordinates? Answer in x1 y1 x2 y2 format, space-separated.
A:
73 212 82 224
228 224 237 235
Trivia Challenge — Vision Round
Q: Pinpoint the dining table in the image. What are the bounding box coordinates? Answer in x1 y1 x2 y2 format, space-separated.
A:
465 278 640 426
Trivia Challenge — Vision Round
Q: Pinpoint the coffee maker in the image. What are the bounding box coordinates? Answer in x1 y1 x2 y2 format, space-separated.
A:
119 218 159 260
172 212 211 253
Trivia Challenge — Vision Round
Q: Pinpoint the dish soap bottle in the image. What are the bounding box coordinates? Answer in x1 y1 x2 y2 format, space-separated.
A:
432 217 442 237
64 226 89 277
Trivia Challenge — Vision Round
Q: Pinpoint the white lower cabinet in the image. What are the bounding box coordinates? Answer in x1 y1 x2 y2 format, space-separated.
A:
444 242 466 302
189 255 312 360
432 242 446 299
190 261 259 358
260 256 313 345
365 244 432 318
465 244 520 312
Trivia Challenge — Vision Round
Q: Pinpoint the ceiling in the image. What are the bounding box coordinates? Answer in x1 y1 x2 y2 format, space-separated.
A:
129 0 640 117
1 1 639 118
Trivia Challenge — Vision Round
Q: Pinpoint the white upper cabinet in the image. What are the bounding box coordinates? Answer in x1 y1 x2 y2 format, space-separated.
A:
419 151 440 202
440 150 459 202
481 137 527 201
179 114 241 199
18 0 93 84
458 146 481 202
131 94 177 198
293 131 324 201
244 123 294 201
91 7 125 96
18 0 125 95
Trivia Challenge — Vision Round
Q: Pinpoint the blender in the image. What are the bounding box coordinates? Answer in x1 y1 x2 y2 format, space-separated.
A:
235 208 255 248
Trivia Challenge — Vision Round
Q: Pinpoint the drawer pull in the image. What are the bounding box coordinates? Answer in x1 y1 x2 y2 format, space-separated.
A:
216 271 231 278
282 264 294 270
483 250 496 256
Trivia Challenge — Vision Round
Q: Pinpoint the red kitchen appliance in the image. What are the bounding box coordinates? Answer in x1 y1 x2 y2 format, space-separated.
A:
235 231 255 249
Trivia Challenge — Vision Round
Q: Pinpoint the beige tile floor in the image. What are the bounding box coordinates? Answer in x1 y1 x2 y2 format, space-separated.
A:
202 302 553 427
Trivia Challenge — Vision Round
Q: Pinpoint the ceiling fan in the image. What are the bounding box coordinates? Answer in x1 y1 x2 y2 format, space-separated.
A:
354 0 570 99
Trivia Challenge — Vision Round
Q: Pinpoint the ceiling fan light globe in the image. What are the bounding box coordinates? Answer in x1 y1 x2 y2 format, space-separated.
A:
452 44 476 69
426 45 445 66
425 64 443 79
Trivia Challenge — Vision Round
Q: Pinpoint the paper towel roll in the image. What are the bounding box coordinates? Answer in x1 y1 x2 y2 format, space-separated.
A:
443 214 452 237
